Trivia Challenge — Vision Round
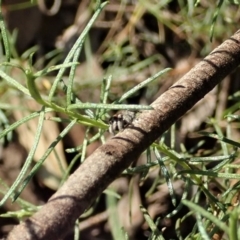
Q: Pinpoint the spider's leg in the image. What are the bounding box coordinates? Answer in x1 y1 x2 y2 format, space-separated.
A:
109 124 115 135
117 114 124 131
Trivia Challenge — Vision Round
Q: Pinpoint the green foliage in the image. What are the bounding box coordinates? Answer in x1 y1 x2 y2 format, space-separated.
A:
0 0 240 239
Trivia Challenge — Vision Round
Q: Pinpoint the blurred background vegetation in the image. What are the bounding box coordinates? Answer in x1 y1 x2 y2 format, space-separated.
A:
1 0 240 239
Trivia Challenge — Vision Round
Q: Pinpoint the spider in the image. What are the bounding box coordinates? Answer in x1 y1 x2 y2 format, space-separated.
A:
108 110 136 134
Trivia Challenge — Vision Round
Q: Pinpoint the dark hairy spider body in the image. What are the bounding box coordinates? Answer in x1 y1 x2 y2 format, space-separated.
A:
108 110 136 134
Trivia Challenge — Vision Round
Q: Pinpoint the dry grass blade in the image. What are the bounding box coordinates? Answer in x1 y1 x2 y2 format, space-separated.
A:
10 98 67 190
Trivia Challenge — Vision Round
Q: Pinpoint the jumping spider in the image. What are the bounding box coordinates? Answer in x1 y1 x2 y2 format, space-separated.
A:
108 110 136 134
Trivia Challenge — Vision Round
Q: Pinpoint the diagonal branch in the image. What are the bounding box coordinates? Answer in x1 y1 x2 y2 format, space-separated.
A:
7 30 240 240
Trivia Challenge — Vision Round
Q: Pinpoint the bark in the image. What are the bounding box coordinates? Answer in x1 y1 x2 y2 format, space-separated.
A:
7 30 240 240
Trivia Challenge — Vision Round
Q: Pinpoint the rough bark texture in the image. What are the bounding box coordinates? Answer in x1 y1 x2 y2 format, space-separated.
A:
7 30 240 240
